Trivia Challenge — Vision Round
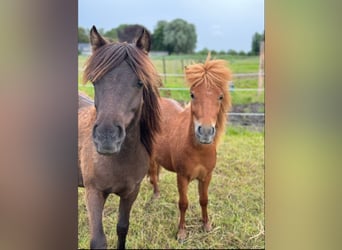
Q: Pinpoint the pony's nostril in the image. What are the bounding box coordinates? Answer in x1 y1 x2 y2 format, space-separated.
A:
114 124 124 135
210 126 215 135
92 124 98 137
198 126 203 134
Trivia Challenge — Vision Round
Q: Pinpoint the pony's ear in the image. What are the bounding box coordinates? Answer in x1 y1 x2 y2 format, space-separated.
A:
135 28 151 53
89 25 108 52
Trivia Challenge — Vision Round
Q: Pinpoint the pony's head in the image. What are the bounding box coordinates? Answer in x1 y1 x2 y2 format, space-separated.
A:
185 55 231 144
83 26 161 155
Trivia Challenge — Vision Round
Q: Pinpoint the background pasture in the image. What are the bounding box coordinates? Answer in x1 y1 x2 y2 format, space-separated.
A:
78 54 264 249
78 55 264 106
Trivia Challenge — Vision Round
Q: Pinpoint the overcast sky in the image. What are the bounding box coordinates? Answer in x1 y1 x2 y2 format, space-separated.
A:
79 0 264 52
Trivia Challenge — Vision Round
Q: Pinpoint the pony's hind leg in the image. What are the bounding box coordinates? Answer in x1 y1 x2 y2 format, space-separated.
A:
85 188 109 249
198 173 213 232
148 160 160 199
176 174 190 242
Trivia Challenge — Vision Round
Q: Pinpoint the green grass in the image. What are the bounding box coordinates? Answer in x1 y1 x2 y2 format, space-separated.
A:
230 91 264 107
78 55 263 105
78 126 264 249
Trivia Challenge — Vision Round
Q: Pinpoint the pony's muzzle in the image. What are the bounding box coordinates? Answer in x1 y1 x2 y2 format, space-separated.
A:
92 123 126 154
195 125 216 144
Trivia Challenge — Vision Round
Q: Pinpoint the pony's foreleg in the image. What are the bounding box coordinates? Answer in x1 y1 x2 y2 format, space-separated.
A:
85 188 108 249
148 160 160 199
176 174 189 242
116 185 140 249
198 173 213 232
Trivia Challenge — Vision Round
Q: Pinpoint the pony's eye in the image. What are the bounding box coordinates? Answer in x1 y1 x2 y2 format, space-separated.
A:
218 95 224 101
190 92 195 99
137 80 143 88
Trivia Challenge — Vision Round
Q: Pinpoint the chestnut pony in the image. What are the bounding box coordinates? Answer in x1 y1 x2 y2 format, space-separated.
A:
78 26 161 249
149 56 231 241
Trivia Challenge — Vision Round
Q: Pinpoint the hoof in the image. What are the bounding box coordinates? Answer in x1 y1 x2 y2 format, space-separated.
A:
203 222 212 232
152 192 160 199
177 228 186 242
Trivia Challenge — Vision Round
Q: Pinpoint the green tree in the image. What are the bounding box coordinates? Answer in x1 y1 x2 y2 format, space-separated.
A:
151 20 168 51
238 50 246 56
211 50 217 56
104 28 118 42
227 49 238 56
78 27 89 43
251 31 264 55
198 47 209 55
163 19 197 54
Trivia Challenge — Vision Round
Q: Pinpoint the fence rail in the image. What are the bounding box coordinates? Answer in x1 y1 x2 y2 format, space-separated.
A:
228 113 264 116
79 85 264 92
158 72 264 78
159 87 264 92
78 71 264 79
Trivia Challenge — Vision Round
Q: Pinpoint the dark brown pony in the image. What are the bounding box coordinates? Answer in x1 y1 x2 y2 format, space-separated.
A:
149 55 231 241
78 26 161 249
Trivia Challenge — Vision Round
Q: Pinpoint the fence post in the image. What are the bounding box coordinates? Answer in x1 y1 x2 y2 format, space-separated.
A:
162 56 166 83
258 41 264 96
181 59 185 83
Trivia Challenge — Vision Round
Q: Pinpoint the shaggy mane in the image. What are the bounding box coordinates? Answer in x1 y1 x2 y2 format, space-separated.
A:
184 54 232 144
83 42 161 88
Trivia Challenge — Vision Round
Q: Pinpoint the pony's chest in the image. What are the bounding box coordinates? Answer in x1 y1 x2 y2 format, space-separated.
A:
92 155 148 195
189 164 210 181
178 150 216 181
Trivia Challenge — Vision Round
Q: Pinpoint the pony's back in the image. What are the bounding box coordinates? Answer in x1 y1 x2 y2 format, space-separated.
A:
78 91 93 109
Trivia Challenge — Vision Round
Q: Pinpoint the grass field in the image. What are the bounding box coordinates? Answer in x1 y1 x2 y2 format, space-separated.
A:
78 126 264 249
